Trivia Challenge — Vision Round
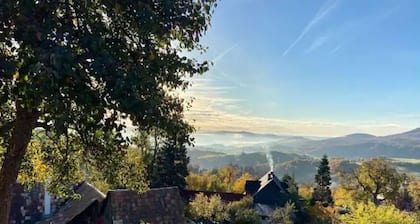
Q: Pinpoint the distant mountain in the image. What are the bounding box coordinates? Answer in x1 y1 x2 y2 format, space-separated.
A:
209 130 284 139
300 128 420 158
193 131 310 147
193 131 313 154
193 128 420 159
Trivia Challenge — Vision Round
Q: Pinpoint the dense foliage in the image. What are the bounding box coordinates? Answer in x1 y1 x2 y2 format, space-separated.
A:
187 194 261 224
0 0 217 221
338 202 417 224
269 202 296 224
340 158 406 205
186 165 249 192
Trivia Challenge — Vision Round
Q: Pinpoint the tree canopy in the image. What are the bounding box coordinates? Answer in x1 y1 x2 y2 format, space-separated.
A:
340 158 406 205
0 0 217 222
338 202 417 224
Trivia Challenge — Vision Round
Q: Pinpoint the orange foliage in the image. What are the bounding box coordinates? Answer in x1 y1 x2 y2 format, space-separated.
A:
232 173 254 193
298 184 313 200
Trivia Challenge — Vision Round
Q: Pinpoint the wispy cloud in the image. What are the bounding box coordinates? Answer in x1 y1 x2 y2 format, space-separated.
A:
212 44 238 63
187 105 408 137
329 45 342 55
184 75 410 137
282 0 338 56
305 33 331 54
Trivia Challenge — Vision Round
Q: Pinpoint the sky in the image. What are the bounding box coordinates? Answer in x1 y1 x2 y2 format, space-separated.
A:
184 0 420 137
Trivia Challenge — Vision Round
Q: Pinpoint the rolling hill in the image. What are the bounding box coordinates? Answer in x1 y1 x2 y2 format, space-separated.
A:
193 128 420 159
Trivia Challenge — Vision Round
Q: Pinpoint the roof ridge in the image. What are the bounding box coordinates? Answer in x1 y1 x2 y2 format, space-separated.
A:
84 182 106 198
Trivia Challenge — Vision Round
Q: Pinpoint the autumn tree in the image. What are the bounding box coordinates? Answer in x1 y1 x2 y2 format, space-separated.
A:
341 158 406 205
186 165 244 192
186 172 227 192
232 172 254 193
217 165 238 192
225 197 262 224
0 0 217 221
187 193 227 223
338 202 416 224
312 155 333 206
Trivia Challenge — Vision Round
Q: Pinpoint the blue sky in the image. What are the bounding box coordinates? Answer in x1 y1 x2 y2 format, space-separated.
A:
185 0 420 137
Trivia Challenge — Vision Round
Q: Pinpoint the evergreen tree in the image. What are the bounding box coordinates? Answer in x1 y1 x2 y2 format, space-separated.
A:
312 155 333 206
282 174 299 194
282 174 300 206
151 136 189 189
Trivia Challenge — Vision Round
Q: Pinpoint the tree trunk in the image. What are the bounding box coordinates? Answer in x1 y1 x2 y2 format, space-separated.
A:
373 193 380 206
0 109 38 224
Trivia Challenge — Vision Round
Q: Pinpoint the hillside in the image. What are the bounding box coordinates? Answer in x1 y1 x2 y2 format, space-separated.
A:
188 149 307 170
301 129 420 158
193 128 420 159
188 149 361 183
188 149 420 183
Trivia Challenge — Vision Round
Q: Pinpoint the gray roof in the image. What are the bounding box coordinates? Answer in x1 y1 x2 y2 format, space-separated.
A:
257 171 286 193
39 182 105 224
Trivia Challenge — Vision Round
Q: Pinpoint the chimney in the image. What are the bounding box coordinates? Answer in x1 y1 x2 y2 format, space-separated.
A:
268 171 273 180
44 187 51 217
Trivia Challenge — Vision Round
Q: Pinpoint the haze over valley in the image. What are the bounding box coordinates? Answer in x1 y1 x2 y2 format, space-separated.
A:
189 128 420 182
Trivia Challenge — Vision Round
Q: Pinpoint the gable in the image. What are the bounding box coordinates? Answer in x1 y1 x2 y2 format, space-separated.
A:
253 181 289 206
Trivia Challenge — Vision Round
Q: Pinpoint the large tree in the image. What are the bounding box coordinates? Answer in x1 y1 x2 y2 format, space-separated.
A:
341 158 406 205
0 0 216 222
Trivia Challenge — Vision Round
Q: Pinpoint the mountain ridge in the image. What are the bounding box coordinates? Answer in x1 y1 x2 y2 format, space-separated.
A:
194 128 420 159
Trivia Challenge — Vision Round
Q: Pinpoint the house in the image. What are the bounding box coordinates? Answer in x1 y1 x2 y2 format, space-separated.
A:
245 171 289 206
38 185 186 224
245 171 291 218
40 182 106 224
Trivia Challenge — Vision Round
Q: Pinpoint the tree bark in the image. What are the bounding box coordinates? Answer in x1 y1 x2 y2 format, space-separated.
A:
0 109 38 224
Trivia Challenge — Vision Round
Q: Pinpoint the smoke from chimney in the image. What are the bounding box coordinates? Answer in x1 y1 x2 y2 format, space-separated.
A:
266 150 274 172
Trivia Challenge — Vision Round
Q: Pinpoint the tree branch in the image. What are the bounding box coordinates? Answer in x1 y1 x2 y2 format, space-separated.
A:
0 120 14 136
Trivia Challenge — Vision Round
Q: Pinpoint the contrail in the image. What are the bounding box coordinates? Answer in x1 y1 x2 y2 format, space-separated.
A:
282 0 338 56
212 44 238 63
